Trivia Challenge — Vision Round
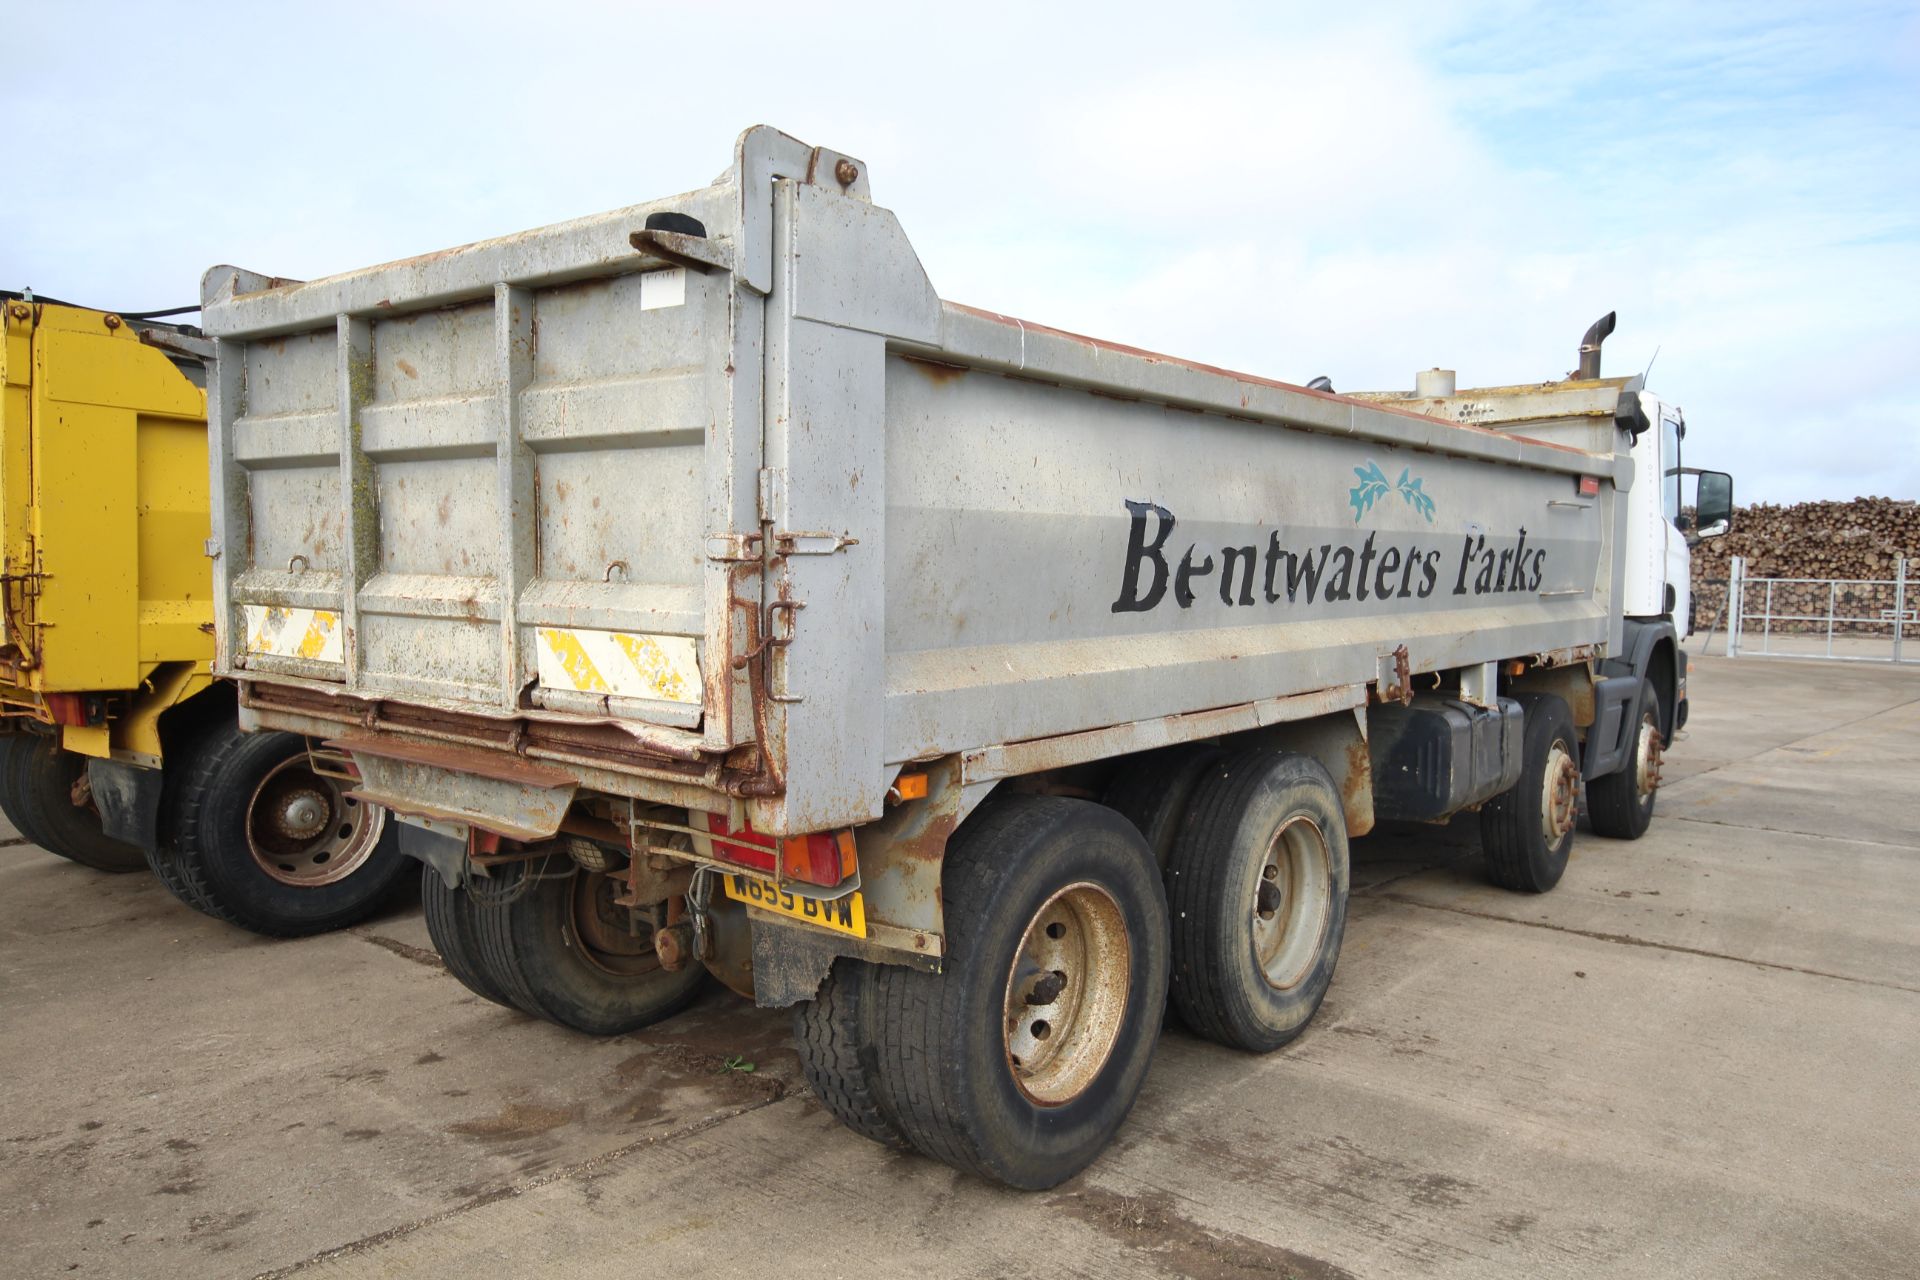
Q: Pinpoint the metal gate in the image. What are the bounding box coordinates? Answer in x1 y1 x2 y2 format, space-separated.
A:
1720 555 1916 664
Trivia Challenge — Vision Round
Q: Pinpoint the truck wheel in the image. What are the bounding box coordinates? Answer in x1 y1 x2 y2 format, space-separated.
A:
1102 744 1223 865
166 727 409 936
1165 751 1349 1053
861 795 1169 1189
420 866 517 1010
492 858 706 1035
1480 694 1580 893
0 735 36 839
793 958 912 1151
3 734 146 872
1586 679 1663 840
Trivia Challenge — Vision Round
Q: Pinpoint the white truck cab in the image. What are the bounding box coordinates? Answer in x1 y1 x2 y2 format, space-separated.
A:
1354 312 1733 737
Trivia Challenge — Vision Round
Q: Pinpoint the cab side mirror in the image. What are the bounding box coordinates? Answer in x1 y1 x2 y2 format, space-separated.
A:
1695 471 1733 537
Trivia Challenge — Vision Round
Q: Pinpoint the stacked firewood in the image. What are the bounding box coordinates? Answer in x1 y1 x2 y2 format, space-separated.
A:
1689 497 1919 635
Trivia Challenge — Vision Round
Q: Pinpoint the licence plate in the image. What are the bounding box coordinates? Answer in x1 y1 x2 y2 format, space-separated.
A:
722 872 867 938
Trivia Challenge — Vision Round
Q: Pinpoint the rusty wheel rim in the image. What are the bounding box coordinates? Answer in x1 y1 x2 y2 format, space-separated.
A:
1541 740 1580 846
246 757 384 887
1003 881 1131 1107
1252 815 1334 992
1634 711 1665 801
569 871 664 979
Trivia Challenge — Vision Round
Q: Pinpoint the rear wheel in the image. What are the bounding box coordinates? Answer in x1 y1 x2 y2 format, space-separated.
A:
420 865 517 1009
793 958 912 1150
1480 694 1580 893
1587 679 1663 840
1165 751 1349 1053
812 795 1169 1189
472 857 705 1035
162 727 409 936
0 734 36 840
4 733 146 872
1102 744 1223 866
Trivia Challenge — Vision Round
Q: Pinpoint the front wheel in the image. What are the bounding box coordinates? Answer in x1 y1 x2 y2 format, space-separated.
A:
158 728 409 936
1587 678 1663 840
1480 694 1580 893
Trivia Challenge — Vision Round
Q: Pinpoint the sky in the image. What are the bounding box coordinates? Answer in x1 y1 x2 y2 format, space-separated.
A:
3 1 1914 503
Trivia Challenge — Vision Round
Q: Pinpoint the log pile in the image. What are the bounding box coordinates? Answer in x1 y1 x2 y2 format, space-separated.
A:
1690 497 1919 635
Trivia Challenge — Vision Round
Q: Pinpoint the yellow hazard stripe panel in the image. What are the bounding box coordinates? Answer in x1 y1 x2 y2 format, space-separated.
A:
535 627 700 705
242 605 344 663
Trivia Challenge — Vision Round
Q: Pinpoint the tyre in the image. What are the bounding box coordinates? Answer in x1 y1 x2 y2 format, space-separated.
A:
165 727 409 936
420 865 517 1009
858 794 1169 1189
0 734 36 839
1480 693 1580 893
793 958 912 1151
1587 678 1663 840
1102 744 1223 865
490 858 706 1035
4 733 146 872
1165 750 1350 1053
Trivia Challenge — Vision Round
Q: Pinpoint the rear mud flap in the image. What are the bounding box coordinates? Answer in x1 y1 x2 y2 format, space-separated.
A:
86 758 163 852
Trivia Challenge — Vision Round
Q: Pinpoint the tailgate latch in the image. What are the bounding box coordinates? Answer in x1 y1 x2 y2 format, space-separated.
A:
773 530 859 557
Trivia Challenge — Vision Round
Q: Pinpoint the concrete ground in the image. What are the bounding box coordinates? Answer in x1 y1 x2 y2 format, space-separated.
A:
2 653 1916 1280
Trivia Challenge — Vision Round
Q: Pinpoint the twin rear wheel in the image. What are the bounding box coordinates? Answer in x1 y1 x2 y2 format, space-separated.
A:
795 752 1352 1189
422 858 706 1036
150 728 410 937
798 795 1170 1189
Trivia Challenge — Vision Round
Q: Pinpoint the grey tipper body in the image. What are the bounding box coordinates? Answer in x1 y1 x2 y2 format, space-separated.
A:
202 125 1709 1189
202 127 1626 838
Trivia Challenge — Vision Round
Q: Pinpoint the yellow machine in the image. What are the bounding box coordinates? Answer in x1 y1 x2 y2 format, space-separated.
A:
0 295 403 934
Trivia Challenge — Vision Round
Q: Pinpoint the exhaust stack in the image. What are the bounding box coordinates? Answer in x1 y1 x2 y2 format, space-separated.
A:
1576 311 1616 380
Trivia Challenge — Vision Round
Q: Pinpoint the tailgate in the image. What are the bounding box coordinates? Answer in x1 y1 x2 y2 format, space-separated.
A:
202 189 756 748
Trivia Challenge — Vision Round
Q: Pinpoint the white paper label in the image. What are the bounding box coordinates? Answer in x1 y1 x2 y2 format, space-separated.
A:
639 267 686 311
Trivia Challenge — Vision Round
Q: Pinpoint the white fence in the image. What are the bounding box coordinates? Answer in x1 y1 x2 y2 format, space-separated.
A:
1719 555 1915 664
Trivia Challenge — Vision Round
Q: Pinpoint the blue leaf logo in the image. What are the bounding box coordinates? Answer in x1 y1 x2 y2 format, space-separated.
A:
1396 468 1436 522
1349 461 1390 522
1350 459 1436 523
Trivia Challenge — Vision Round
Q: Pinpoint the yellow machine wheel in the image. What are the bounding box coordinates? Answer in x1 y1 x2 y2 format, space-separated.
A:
0 734 147 873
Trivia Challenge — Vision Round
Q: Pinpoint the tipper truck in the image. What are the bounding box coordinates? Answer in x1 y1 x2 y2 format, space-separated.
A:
0 293 407 934
199 126 1733 1188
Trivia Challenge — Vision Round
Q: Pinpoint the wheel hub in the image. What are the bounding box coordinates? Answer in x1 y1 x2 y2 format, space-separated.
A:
1003 882 1131 1107
1541 742 1580 845
246 756 384 887
571 870 664 978
1634 712 1665 800
1251 816 1334 992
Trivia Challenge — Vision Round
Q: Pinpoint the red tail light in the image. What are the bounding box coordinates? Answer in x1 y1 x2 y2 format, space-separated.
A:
694 813 855 888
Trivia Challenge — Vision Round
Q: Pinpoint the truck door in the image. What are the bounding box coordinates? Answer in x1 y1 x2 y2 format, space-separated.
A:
1661 413 1691 633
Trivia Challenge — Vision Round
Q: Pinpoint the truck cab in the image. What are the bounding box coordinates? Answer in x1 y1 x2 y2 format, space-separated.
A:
1621 392 1733 639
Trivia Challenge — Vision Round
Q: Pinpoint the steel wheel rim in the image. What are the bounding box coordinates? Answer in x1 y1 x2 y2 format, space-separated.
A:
1252 815 1334 991
246 756 384 887
1541 740 1579 845
1633 711 1665 801
570 870 665 978
1002 881 1131 1107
